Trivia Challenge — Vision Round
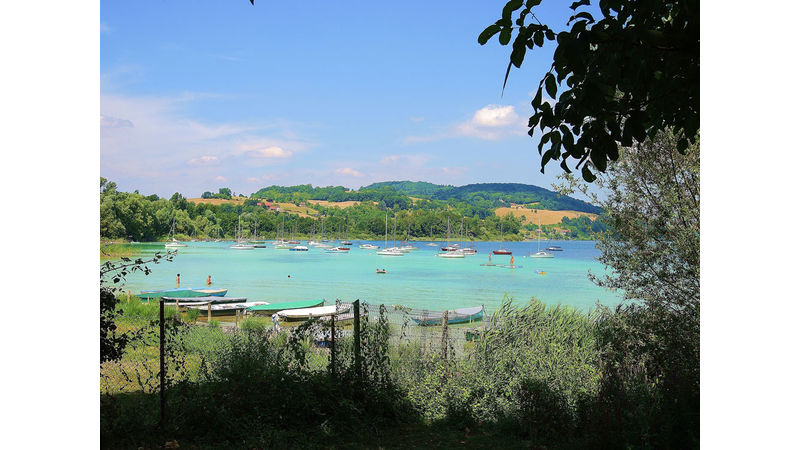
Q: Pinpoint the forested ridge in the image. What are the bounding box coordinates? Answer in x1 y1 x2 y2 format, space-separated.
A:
101 179 606 242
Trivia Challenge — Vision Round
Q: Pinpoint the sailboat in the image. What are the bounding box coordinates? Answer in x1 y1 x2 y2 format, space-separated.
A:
164 217 188 248
439 218 465 258
492 223 512 255
461 221 477 255
529 217 554 258
274 216 292 249
425 225 439 246
377 211 403 256
230 215 255 249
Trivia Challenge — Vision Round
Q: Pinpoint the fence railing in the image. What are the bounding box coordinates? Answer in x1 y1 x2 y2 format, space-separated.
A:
100 298 488 423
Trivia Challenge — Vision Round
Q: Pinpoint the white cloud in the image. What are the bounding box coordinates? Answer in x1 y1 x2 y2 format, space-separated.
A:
188 155 218 165
214 175 226 182
471 105 518 127
100 92 312 196
404 104 526 143
100 114 133 128
410 116 425 122
249 146 292 159
335 167 363 177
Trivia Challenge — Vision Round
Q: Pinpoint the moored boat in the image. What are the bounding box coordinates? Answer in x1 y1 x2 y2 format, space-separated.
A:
247 299 325 315
276 304 352 322
410 305 485 326
138 287 228 300
290 245 309 251
163 296 247 305
185 301 270 316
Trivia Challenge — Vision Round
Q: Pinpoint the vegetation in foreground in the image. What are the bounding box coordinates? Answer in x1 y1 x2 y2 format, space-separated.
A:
101 296 697 449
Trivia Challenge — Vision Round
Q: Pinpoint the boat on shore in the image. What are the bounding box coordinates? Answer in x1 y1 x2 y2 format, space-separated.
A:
163 296 247 305
185 301 270 316
410 305 485 326
247 299 325 316
138 287 228 300
275 303 353 322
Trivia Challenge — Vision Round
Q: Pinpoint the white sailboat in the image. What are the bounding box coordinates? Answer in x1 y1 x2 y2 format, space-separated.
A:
164 216 188 248
529 217 554 258
377 211 403 256
230 214 255 249
439 217 465 258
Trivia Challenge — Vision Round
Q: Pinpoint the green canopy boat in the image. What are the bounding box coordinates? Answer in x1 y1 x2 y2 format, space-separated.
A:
138 287 228 300
247 299 325 315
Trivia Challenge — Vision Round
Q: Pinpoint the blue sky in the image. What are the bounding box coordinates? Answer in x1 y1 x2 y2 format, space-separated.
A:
101 0 580 198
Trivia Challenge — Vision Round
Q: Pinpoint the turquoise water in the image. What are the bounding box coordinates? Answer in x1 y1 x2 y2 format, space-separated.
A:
114 240 623 312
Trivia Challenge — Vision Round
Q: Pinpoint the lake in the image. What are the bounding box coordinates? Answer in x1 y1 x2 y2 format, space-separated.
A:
113 240 624 312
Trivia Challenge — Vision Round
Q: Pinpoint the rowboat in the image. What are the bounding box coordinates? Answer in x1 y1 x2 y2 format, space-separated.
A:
247 299 325 315
276 304 353 322
410 305 485 326
185 301 270 316
138 287 228 300
163 296 247 305
376 269 387 274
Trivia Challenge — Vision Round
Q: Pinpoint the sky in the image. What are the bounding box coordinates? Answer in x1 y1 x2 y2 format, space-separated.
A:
101 1 583 198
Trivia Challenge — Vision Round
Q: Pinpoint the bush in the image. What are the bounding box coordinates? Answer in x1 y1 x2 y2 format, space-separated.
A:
240 316 268 334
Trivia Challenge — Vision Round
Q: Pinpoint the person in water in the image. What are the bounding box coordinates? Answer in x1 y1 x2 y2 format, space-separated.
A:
206 275 213 286
510 256 515 266
176 273 181 288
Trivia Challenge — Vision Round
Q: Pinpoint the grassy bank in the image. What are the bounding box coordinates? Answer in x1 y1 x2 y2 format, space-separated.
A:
100 243 141 259
101 297 698 449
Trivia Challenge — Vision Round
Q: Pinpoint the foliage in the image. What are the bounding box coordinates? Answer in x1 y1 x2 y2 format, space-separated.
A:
239 316 268 334
100 177 604 242
558 130 699 315
100 251 174 364
479 0 699 181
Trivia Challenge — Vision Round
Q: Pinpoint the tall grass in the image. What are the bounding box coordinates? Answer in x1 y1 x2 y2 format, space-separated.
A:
101 297 698 448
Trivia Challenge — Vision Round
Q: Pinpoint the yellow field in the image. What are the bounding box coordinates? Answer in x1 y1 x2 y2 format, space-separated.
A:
187 196 247 205
494 206 597 225
307 200 362 208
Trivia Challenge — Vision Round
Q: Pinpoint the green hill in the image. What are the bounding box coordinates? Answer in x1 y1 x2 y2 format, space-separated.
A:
361 181 601 214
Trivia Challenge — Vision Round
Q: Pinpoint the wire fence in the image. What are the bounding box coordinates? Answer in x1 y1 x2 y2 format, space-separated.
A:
100 299 487 396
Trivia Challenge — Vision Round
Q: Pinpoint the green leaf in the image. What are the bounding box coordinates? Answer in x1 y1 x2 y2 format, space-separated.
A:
581 165 597 182
503 0 524 22
478 25 501 45
499 28 512 45
534 30 544 47
569 0 589 10
545 73 557 98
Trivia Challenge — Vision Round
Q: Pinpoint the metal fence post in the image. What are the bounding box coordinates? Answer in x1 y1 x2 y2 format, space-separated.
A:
441 310 449 361
159 298 166 428
353 299 361 377
329 305 336 377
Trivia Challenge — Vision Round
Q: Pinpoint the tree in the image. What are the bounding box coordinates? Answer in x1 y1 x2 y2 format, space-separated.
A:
479 0 699 182
559 129 698 314
557 130 699 446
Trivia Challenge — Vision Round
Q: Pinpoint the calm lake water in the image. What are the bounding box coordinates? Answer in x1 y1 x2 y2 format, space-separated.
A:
113 240 624 313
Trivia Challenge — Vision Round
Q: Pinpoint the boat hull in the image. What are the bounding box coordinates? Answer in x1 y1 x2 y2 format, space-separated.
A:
138 288 228 300
247 299 325 315
411 306 485 326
